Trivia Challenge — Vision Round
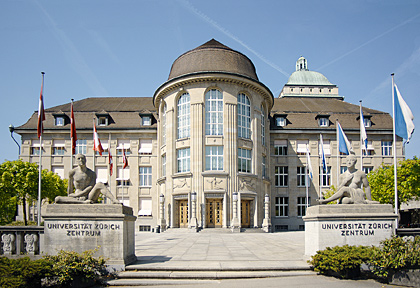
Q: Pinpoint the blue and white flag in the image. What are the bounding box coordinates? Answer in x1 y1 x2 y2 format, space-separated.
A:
360 104 368 152
337 121 353 155
306 145 313 179
319 134 327 173
394 84 415 143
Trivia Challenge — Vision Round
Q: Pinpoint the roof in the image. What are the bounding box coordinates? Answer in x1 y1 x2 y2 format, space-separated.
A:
286 70 334 86
167 39 259 81
271 97 393 131
16 97 157 132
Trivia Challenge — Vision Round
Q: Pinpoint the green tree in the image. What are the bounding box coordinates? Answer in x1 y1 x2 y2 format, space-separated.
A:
368 157 420 208
0 160 67 225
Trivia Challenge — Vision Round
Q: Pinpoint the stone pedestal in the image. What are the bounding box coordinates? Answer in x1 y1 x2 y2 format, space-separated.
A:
303 204 397 256
43 204 137 271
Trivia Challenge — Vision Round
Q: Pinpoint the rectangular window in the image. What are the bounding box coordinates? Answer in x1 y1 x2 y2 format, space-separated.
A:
238 148 251 173
52 140 66 155
340 166 348 174
381 141 392 156
275 166 288 187
138 198 152 216
97 117 108 126
363 140 375 156
262 156 266 178
276 117 286 127
162 154 166 177
297 166 307 187
297 197 310 217
117 140 131 155
177 148 190 173
96 166 108 184
319 139 331 155
364 118 371 127
363 166 373 174
142 116 151 126
52 166 65 179
139 139 153 155
139 167 152 186
275 197 288 217
55 117 65 126
117 166 130 186
274 140 287 156
296 140 309 155
96 140 108 156
75 139 87 155
318 118 329 127
205 146 223 171
320 166 331 187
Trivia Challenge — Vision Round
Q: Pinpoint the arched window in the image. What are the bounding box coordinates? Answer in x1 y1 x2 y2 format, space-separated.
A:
238 93 251 139
162 104 167 145
177 93 190 139
261 105 265 146
205 89 223 136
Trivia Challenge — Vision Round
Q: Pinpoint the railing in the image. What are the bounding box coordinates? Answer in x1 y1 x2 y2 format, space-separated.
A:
0 226 44 258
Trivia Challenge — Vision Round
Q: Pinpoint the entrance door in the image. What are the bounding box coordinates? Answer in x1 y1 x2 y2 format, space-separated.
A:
178 200 188 228
206 199 223 228
241 200 251 228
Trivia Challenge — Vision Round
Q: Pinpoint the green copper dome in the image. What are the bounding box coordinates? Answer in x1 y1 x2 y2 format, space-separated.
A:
287 70 333 86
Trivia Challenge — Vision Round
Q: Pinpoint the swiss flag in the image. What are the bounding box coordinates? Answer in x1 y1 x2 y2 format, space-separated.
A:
122 147 128 169
109 150 113 176
93 122 104 155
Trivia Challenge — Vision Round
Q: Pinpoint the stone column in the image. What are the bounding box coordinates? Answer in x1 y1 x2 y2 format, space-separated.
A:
231 192 240 232
159 193 166 232
262 194 271 232
226 103 237 228
189 191 198 232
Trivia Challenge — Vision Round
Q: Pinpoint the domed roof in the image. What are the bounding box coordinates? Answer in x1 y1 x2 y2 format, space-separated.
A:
286 70 333 86
168 39 259 81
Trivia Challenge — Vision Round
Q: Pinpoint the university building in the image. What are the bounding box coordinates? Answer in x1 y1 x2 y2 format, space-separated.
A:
16 39 404 232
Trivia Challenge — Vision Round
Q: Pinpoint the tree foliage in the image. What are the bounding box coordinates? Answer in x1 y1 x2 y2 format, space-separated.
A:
0 160 67 225
368 157 420 208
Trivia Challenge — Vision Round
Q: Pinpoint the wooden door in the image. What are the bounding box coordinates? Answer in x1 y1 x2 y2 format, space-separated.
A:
241 200 251 228
206 199 223 228
178 200 188 228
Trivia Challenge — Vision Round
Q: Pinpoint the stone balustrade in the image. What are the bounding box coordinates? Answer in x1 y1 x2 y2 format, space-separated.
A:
0 226 44 257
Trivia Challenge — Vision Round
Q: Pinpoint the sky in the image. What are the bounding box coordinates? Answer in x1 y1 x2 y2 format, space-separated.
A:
1 0 420 162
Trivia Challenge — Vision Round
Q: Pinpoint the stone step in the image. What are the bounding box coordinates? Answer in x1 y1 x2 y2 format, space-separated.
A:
106 270 316 286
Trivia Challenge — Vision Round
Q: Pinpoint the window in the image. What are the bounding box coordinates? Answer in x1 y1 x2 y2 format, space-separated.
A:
177 93 190 139
340 166 347 174
96 166 108 184
75 139 87 155
320 166 331 187
262 156 266 178
381 141 392 156
297 197 310 217
55 117 65 126
205 146 223 171
52 167 65 179
363 140 375 156
318 117 329 127
96 140 108 156
97 116 108 126
138 198 152 216
117 140 131 155
274 140 287 155
31 140 42 155
117 166 130 186
276 117 286 127
161 154 166 177
275 166 288 187
238 148 251 173
319 139 331 155
139 139 153 155
139 167 152 187
177 148 190 173
162 104 167 145
364 118 371 128
238 93 251 139
275 197 288 217
297 166 307 187
142 116 151 126
261 105 265 146
363 166 373 174
296 140 309 155
205 89 223 136
52 140 65 155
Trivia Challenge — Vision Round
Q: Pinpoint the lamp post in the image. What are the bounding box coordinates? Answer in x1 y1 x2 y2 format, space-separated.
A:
262 194 271 232
9 124 21 157
189 191 198 232
159 193 166 232
231 192 240 232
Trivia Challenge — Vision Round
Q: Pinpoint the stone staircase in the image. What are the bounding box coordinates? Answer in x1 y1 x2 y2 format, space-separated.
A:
106 266 315 286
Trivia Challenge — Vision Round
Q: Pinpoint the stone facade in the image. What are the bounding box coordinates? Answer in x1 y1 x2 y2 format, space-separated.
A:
15 39 404 232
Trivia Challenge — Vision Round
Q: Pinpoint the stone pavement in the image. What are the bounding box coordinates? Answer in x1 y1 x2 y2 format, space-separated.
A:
132 229 309 270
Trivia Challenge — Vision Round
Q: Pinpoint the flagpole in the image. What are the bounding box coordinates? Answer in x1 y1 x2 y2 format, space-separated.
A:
37 72 45 226
391 73 399 228
336 119 340 187
360 101 363 172
319 134 323 200
92 118 96 174
70 98 74 190
306 154 309 209
108 134 112 203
